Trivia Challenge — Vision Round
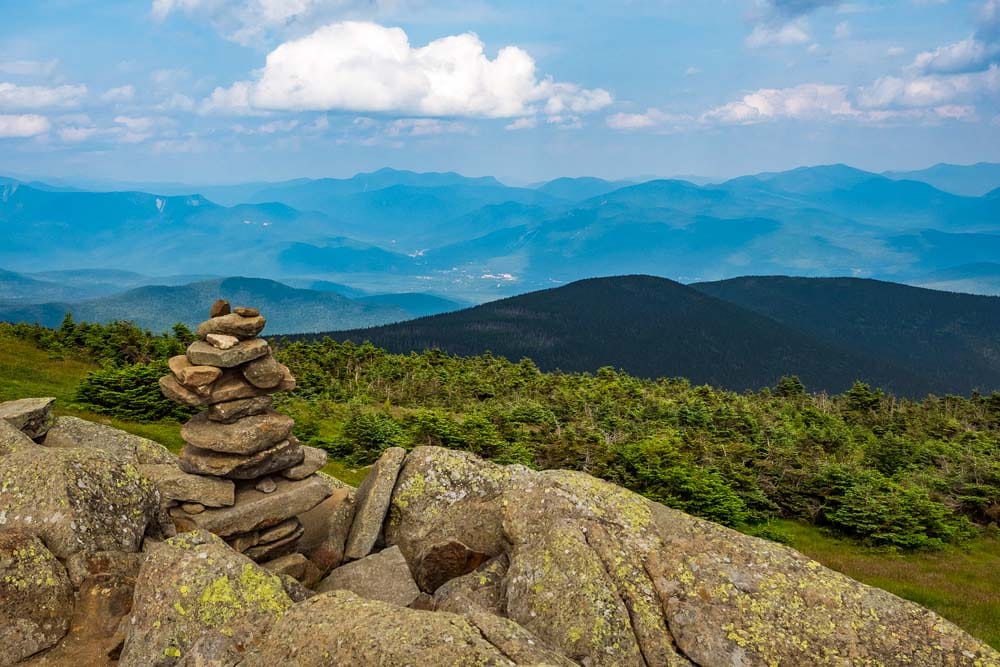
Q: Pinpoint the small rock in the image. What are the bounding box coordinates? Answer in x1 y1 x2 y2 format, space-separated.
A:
181 409 294 455
281 445 327 480
316 545 421 607
187 338 269 368
344 447 407 560
234 306 259 317
262 553 309 580
227 532 259 553
242 353 288 389
258 518 302 544
256 476 277 493
245 525 305 561
138 463 236 507
278 574 316 603
209 298 231 317
168 355 221 392
202 368 293 405
0 531 73 664
179 439 304 479
206 396 273 423
299 488 356 574
0 396 55 438
196 313 266 340
182 502 206 514
159 374 205 407
205 333 239 350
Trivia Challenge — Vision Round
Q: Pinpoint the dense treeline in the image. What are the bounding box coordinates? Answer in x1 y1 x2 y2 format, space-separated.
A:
4 319 999 550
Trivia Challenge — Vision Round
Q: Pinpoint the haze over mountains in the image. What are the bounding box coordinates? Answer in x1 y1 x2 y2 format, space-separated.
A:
3 162 1000 302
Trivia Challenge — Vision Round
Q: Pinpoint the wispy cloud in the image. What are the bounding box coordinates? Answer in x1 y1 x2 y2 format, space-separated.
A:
0 113 49 138
0 82 86 110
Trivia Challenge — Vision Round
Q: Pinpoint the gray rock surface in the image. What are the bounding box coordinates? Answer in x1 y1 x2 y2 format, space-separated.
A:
298 486 355 574
316 545 421 607
0 397 55 439
0 418 36 456
186 338 269 368
138 463 235 507
205 333 239 350
178 439 303 479
119 530 291 667
196 313 266 339
45 416 176 464
241 353 287 389
0 531 73 666
280 445 326 480
343 446 407 560
181 410 294 455
168 355 221 394
206 396 272 423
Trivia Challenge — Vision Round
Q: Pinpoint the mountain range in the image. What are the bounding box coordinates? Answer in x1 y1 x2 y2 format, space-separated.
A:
313 275 1000 397
2 163 1000 302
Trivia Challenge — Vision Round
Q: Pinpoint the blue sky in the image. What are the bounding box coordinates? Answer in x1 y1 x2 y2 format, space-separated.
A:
1 0 999 184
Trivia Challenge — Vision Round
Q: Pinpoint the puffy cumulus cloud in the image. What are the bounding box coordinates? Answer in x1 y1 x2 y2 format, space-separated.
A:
701 83 857 123
746 19 810 47
0 113 49 138
910 0 1000 74
204 21 611 122
0 82 86 110
858 65 1000 108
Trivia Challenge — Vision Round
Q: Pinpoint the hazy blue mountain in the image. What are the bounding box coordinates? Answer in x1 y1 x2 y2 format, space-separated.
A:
285 279 370 298
355 292 467 318
885 162 1000 197
0 268 92 304
0 277 417 334
692 276 1000 394
315 275 931 395
912 263 1000 295
278 239 417 274
535 177 631 201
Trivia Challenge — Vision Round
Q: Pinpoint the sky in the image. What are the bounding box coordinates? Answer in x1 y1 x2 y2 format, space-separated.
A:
1 0 999 184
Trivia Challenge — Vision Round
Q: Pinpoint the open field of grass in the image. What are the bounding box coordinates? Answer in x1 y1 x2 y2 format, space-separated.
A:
1 332 996 647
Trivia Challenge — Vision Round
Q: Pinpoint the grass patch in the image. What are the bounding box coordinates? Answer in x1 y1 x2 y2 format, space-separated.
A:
768 519 1000 649
320 459 370 487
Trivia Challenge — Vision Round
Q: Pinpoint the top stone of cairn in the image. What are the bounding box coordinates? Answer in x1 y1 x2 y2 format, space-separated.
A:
197 304 266 340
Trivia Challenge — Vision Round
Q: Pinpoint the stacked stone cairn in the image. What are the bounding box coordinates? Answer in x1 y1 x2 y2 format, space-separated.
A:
158 299 332 572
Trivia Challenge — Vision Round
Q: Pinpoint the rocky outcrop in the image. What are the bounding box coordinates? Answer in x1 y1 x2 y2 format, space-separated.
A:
0 531 73 666
343 446 406 560
0 397 55 439
43 416 175 464
119 530 291 667
316 545 421 606
157 301 330 566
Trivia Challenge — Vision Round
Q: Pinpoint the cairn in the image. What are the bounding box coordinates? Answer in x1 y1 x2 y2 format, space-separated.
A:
158 299 332 566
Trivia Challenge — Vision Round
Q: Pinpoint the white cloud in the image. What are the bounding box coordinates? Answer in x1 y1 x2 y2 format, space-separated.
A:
0 59 59 77
0 114 49 138
702 83 857 123
684 66 702 77
384 118 471 136
0 82 86 110
58 125 100 142
113 115 173 143
858 65 1000 108
834 20 851 39
505 117 536 130
746 18 811 48
910 35 1000 74
203 21 611 121
101 85 135 103
606 108 683 129
887 46 906 57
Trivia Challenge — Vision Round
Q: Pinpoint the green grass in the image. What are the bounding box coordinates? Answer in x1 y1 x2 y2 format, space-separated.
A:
1 333 997 647
769 519 1000 649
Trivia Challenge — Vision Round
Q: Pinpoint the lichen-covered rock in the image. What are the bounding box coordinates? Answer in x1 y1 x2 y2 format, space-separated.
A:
413 539 489 593
138 464 235 507
178 439 303 479
0 531 73 666
298 487 355 574
119 530 291 667
44 416 175 464
280 445 326 481
239 590 522 666
175 475 331 538
387 447 1000 667
0 446 158 560
316 545 421 607
343 446 407 560
181 410 294 455
432 553 509 615
0 397 55 439
0 419 36 457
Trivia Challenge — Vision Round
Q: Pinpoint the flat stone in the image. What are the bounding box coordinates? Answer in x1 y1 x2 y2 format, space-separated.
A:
234 306 259 317
245 525 305 561
206 333 239 350
0 531 73 665
262 553 310 580
281 445 327 480
259 518 302 544
316 545 420 607
227 532 259 553
300 487 356 575
256 476 278 493
0 396 55 438
168 355 221 393
181 409 294 454
344 447 407 560
45 416 175 464
209 298 230 317
138 464 235 507
187 338 269 368
159 374 205 407
178 439 304 479
197 313 266 340
207 396 273 423
203 369 269 404
242 353 287 389
178 476 333 537
181 502 206 514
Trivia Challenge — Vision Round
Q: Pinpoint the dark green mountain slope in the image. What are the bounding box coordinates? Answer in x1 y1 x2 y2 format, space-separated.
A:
313 275 930 394
692 276 1000 393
